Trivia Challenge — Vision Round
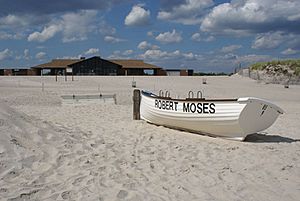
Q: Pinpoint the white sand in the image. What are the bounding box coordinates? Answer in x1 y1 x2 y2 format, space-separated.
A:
0 75 299 201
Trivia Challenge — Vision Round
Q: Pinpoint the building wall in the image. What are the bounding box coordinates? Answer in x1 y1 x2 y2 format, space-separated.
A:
12 69 29 76
4 69 12 76
180 70 188 76
70 57 122 75
0 69 39 76
122 68 145 75
27 69 39 75
156 69 167 76
167 71 181 76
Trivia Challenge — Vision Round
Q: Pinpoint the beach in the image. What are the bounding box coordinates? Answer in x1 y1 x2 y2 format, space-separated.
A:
0 75 299 201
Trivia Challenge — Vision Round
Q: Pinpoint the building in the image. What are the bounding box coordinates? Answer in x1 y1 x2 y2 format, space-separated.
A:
32 56 162 76
69 57 122 75
161 69 194 76
0 68 37 76
1 56 193 76
110 60 162 75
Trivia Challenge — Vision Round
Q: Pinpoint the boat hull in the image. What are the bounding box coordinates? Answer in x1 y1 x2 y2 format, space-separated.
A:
140 91 283 141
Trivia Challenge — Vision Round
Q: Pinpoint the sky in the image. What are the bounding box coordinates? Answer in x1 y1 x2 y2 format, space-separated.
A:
0 0 300 72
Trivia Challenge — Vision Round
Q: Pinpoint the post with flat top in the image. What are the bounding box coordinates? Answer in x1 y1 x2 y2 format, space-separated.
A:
133 89 141 120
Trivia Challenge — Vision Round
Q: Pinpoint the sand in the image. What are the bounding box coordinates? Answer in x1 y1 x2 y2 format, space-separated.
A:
0 75 299 201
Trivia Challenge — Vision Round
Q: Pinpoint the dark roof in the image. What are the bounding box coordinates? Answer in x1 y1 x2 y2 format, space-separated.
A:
34 59 82 69
33 58 162 70
110 60 161 69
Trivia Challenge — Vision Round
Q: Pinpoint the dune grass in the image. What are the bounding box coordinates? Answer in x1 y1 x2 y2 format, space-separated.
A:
250 59 300 76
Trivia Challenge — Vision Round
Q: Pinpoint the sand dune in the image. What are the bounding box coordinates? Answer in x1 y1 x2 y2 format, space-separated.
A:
0 75 299 200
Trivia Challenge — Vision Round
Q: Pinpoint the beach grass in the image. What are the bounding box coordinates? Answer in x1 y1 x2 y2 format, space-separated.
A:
250 59 300 75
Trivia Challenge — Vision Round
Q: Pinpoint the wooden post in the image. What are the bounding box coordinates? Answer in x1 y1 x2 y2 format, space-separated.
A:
133 89 141 120
55 69 58 82
65 69 67 81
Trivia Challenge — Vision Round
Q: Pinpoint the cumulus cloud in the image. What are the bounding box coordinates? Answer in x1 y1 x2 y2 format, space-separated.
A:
28 24 62 42
251 31 287 49
140 49 178 60
61 10 98 42
28 10 97 43
191 33 201 41
137 41 159 50
123 50 134 55
155 30 182 44
99 20 116 36
104 36 126 43
84 48 99 55
0 0 125 16
140 49 197 61
201 0 300 35
0 31 24 40
108 50 134 59
23 49 30 60
35 52 46 59
281 48 299 55
147 31 154 37
0 48 13 60
191 33 215 42
125 5 150 26
0 14 34 29
158 0 213 25
221 45 242 53
237 54 273 64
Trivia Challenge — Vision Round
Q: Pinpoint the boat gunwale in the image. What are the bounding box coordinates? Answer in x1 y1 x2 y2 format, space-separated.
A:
141 90 238 102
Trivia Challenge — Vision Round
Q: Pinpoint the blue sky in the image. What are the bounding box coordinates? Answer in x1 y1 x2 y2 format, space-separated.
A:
0 0 299 72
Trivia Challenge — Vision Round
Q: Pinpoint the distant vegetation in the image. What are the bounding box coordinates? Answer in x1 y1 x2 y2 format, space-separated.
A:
250 59 300 76
193 72 230 76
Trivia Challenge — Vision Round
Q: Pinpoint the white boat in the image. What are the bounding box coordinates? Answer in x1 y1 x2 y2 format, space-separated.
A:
140 90 284 141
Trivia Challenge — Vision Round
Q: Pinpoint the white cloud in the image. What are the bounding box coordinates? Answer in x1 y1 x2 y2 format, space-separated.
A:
123 49 133 56
236 54 272 64
108 50 134 59
0 48 13 60
140 49 197 61
28 24 62 42
221 45 242 53
61 10 98 42
157 0 213 25
147 31 154 37
251 31 286 49
191 33 201 41
0 14 31 28
191 33 215 42
24 49 30 60
155 30 182 44
201 0 300 35
28 10 98 43
0 31 23 40
84 48 99 55
35 52 46 59
125 5 150 26
204 36 215 42
104 36 126 43
281 48 299 55
137 41 159 50
99 20 116 36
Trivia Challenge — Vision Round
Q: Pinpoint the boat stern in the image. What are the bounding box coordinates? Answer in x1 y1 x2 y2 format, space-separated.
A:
238 97 284 135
